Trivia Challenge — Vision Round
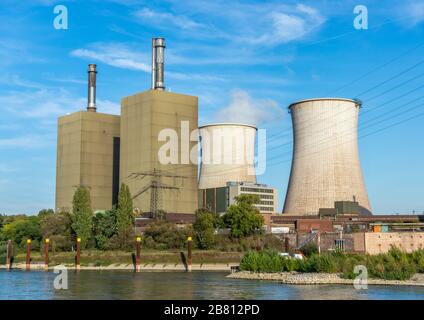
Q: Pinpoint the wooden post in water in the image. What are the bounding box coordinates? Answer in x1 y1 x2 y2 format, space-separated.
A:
6 240 13 271
136 237 141 272
26 239 31 271
187 236 192 272
76 237 81 271
44 238 49 271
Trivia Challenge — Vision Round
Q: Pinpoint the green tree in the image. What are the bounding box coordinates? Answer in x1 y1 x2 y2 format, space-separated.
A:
222 194 264 238
193 208 217 249
93 209 117 250
71 186 93 248
1 216 42 249
116 183 134 248
38 209 54 219
40 211 73 252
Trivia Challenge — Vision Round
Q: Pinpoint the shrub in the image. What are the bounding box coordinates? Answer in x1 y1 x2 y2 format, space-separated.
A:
143 220 192 250
240 250 284 273
300 243 318 257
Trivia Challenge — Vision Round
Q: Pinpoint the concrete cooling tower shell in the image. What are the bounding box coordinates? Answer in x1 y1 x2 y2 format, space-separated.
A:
198 123 257 189
283 98 372 215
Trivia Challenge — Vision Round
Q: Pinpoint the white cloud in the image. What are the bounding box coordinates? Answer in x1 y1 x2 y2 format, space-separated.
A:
0 82 120 119
0 134 52 149
0 88 83 118
135 8 204 30
147 1 326 46
246 4 326 45
97 99 120 115
0 74 44 89
404 1 424 25
71 43 150 72
70 42 227 82
212 90 285 126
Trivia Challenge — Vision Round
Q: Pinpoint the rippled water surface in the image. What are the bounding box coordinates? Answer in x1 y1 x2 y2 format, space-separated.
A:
1 270 423 300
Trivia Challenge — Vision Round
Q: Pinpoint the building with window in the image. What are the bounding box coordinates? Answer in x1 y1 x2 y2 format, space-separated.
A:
199 181 278 215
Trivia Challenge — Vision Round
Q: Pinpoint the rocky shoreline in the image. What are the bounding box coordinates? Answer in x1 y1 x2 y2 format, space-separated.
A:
227 271 424 286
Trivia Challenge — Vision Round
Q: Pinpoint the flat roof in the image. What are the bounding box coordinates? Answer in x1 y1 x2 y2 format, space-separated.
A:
288 98 362 109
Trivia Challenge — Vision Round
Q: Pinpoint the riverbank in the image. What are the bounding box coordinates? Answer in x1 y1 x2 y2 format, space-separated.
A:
0 249 242 271
227 271 424 286
0 262 238 271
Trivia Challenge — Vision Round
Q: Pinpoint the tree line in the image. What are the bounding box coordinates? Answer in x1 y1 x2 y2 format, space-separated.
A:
0 186 267 254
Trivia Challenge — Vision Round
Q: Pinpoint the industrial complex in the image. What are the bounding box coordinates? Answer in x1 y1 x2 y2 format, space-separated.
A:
55 38 424 255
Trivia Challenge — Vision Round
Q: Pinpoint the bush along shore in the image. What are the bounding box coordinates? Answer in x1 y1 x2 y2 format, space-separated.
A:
228 247 424 285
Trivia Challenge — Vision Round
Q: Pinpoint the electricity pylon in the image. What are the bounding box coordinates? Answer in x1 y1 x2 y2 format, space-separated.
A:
129 168 188 219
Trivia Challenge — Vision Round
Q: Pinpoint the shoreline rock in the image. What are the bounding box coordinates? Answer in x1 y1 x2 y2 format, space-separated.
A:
227 271 424 286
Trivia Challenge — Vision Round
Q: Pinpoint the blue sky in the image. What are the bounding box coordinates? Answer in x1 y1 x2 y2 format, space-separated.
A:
0 0 423 215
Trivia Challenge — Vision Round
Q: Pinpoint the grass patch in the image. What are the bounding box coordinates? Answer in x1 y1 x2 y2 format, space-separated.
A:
240 247 424 281
9 249 244 266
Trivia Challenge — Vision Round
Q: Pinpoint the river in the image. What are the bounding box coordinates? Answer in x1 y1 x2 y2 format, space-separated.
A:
0 270 423 300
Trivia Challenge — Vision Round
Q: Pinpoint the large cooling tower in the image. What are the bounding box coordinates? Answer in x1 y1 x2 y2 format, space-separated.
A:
198 123 257 189
283 98 372 215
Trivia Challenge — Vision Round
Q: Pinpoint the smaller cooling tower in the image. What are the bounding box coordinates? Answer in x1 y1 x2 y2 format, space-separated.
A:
198 123 257 189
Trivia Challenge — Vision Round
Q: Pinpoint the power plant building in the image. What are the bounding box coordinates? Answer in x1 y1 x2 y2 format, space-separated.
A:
56 39 198 217
283 98 372 216
55 65 121 212
120 90 198 215
119 38 199 216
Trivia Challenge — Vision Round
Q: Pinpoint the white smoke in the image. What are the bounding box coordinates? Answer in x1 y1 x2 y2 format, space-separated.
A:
213 90 284 126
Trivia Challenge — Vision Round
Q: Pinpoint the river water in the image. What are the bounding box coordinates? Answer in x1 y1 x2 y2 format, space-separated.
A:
0 270 423 300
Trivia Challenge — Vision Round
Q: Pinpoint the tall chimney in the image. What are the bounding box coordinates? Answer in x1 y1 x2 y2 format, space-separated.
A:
87 64 97 112
152 38 165 91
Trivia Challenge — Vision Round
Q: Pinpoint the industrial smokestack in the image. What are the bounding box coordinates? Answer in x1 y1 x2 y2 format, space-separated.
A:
87 64 97 112
151 38 165 91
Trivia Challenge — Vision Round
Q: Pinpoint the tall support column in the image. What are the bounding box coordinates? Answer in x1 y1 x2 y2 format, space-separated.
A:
136 237 141 272
44 238 49 271
26 239 31 271
187 236 192 272
76 237 81 271
6 240 13 271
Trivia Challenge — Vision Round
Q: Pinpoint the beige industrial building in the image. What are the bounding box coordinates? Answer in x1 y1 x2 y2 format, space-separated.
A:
120 89 198 215
283 98 372 216
56 65 121 212
198 123 257 190
56 39 199 216
119 38 198 216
